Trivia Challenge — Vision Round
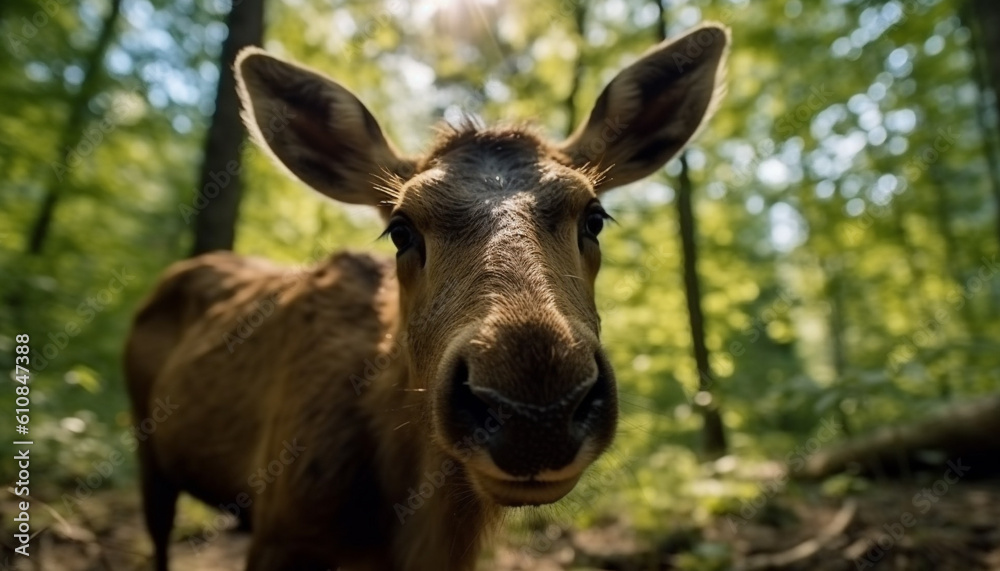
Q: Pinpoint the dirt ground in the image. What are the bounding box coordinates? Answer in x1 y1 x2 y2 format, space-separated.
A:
3 480 1000 570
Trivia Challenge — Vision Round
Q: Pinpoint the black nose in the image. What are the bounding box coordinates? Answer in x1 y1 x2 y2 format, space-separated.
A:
445 354 617 477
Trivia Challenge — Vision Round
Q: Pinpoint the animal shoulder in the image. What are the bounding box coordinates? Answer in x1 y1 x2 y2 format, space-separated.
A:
147 250 395 349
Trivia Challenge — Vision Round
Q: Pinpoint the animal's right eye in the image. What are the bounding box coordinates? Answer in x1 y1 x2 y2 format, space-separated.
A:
389 224 413 251
382 218 420 256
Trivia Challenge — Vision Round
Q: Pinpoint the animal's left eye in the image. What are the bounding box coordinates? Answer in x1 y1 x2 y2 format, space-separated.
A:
582 206 611 241
585 213 605 237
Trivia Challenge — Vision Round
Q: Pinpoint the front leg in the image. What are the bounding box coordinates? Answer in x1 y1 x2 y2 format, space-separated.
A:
245 537 399 571
245 537 334 571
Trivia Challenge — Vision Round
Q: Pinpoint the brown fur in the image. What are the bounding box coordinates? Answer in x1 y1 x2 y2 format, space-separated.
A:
126 23 729 571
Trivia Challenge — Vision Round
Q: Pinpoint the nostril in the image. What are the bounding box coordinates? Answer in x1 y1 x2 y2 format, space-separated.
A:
572 362 610 426
445 351 616 478
448 358 495 431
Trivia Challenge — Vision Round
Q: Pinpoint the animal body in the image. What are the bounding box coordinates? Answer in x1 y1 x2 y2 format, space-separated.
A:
125 23 729 571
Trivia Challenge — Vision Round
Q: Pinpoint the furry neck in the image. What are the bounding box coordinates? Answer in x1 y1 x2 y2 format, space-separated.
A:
366 327 500 571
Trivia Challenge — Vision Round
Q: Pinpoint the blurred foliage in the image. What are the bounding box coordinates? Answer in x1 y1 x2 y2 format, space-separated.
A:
1 0 998 559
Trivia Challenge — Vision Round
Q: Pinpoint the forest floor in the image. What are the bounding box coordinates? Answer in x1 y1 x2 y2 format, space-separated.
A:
3 479 1000 570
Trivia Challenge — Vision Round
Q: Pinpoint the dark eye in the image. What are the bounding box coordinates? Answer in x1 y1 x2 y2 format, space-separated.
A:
382 217 420 256
389 224 414 251
585 213 605 237
381 215 426 266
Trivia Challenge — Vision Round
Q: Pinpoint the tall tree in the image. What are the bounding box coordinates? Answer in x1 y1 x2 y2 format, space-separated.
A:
676 154 728 457
823 259 854 435
24 0 123 255
656 0 727 457
965 0 1000 248
189 0 265 255
564 0 588 136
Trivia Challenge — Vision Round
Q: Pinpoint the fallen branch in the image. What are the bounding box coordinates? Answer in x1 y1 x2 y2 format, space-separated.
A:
735 499 857 570
793 395 1000 480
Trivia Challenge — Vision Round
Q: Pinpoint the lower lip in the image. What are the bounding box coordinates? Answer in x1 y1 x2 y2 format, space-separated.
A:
475 473 583 506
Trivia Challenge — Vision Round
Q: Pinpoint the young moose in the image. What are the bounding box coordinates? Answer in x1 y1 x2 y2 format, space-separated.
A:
125 23 729 571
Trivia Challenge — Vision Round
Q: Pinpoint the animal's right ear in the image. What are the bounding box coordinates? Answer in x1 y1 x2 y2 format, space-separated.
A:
235 48 415 208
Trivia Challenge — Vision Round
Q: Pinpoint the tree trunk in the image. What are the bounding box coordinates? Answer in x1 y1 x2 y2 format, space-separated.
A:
654 0 727 458
24 0 123 255
189 0 265 256
966 0 1000 249
823 260 853 436
563 0 587 136
676 154 728 458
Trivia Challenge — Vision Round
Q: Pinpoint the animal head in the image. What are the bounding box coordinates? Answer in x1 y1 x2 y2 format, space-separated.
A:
235 24 728 506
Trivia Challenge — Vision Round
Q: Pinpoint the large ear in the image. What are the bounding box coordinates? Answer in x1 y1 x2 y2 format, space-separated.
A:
235 48 416 207
560 23 729 192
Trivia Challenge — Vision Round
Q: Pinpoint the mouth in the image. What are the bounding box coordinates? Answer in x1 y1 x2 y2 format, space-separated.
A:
470 471 583 506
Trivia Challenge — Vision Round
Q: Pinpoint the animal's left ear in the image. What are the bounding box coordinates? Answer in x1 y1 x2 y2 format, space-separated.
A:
560 23 729 192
